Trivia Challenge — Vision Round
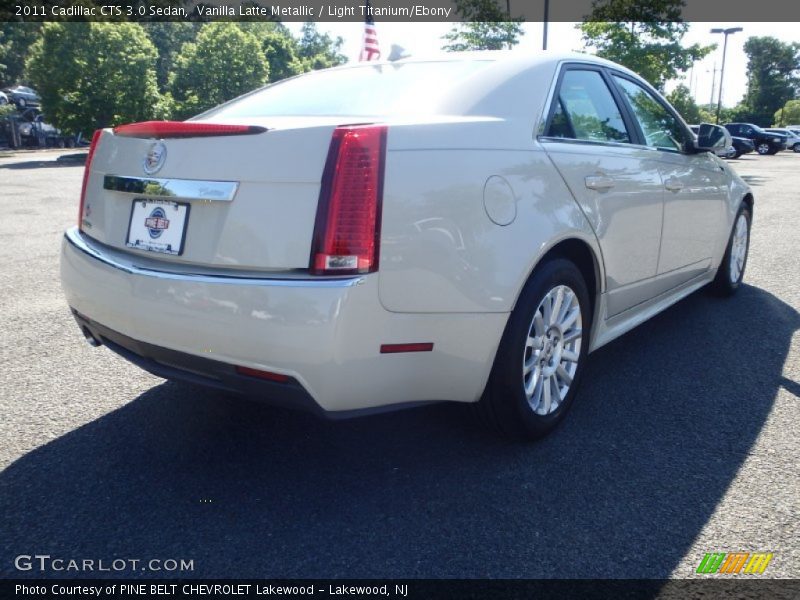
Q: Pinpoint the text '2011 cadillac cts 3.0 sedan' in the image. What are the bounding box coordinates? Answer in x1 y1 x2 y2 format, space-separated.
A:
61 52 753 439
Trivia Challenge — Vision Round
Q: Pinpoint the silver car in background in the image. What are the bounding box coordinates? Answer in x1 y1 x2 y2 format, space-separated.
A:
61 52 753 439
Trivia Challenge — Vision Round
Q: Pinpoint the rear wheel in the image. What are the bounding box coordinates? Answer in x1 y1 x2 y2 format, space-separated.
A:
710 204 751 296
793 143 800 153
477 258 591 440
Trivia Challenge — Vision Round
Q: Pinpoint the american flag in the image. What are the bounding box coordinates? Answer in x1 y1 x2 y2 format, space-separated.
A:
359 0 380 61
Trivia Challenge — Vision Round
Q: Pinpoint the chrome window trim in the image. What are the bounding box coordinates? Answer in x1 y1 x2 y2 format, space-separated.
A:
64 228 364 288
103 175 239 202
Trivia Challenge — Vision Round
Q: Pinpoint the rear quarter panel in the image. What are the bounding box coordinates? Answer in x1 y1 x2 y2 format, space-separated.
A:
378 120 601 314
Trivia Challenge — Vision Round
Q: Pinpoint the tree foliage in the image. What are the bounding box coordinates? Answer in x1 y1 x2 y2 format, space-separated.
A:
0 23 42 87
170 23 269 119
237 22 305 81
579 0 714 90
442 0 523 51
737 37 800 126
26 22 165 135
296 23 346 71
774 99 800 126
141 22 199 92
666 84 705 123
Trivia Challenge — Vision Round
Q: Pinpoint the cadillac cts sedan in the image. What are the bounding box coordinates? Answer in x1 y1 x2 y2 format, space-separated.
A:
61 52 753 439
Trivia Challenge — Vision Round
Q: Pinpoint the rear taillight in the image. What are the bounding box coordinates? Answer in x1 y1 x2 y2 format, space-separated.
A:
113 121 266 139
310 125 387 275
78 129 102 230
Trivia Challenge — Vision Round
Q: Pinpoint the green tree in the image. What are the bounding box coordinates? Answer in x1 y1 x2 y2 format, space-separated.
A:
170 23 269 119
774 99 800 126
579 0 714 90
26 22 166 135
0 22 42 87
296 22 346 70
666 84 703 123
141 22 199 92
237 22 305 81
442 0 523 51
739 37 799 126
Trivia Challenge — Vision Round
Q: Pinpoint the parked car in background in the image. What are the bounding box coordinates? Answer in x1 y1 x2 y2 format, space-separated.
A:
730 136 755 159
61 52 753 440
16 108 75 148
764 128 800 152
3 85 41 109
724 123 787 155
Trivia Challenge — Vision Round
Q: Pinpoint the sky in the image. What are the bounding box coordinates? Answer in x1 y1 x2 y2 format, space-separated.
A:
285 21 800 109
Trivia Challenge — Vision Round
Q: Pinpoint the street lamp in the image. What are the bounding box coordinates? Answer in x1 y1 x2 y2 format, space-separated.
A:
710 27 743 124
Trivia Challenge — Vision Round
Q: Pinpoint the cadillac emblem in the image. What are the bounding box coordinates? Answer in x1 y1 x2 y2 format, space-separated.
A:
143 141 167 175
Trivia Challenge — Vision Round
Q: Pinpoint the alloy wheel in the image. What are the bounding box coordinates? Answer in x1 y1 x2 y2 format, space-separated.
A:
729 213 749 283
522 285 583 415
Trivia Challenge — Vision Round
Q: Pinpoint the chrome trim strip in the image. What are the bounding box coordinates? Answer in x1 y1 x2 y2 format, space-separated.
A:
64 228 364 288
103 175 239 202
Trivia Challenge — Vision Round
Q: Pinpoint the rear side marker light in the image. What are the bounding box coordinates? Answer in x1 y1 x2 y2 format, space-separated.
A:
78 129 102 230
310 124 387 275
235 366 291 383
380 343 434 354
114 121 266 139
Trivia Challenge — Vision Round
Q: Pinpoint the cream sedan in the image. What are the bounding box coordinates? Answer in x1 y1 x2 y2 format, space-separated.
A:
61 52 752 439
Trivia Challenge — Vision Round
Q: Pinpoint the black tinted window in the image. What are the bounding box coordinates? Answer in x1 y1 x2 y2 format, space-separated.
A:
546 70 630 143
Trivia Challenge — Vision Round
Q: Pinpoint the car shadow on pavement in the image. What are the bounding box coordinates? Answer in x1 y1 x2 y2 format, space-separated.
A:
1 284 797 579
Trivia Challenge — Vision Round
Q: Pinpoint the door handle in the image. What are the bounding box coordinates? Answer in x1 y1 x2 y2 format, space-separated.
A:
584 175 615 191
664 178 684 192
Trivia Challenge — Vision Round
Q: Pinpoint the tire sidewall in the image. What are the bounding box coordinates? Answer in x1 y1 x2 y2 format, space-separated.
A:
490 258 592 437
718 205 751 294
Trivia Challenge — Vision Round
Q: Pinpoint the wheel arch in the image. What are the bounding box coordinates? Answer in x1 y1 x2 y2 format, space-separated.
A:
512 235 604 320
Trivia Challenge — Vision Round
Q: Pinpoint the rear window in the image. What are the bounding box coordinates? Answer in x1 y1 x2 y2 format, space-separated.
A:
203 61 492 118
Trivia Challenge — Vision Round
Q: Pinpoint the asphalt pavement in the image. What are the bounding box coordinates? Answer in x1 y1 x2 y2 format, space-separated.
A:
0 148 797 579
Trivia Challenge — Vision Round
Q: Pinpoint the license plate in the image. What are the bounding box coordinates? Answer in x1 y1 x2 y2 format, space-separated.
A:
126 199 190 256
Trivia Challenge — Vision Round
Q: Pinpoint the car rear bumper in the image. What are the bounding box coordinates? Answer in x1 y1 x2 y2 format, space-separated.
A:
60 228 506 414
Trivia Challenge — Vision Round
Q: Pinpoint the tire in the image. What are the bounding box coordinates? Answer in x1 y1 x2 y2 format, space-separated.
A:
476 258 592 440
756 143 771 155
710 204 751 296
732 151 742 159
793 143 800 153
17 98 26 108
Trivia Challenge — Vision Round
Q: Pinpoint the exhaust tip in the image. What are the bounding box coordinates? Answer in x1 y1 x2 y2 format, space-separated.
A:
81 327 102 347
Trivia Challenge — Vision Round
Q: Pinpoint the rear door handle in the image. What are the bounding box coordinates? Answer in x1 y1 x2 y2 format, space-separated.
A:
664 178 684 192
584 175 615 191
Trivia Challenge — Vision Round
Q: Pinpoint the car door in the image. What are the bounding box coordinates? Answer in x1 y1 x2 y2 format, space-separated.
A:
611 74 727 288
540 65 665 317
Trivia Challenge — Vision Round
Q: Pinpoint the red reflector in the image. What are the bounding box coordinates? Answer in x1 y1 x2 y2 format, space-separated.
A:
113 121 266 139
380 343 434 354
310 124 387 275
235 366 291 383
79 129 102 230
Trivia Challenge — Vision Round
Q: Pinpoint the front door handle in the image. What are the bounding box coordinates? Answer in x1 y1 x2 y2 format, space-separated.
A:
664 178 684 192
585 175 615 191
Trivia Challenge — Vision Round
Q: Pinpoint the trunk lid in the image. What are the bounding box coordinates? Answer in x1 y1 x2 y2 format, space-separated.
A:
82 117 353 272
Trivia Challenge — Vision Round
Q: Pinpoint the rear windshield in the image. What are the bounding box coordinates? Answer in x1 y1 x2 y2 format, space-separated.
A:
203 60 492 118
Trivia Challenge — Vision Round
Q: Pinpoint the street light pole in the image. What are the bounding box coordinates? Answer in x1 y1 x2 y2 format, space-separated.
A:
710 27 743 124
543 0 550 50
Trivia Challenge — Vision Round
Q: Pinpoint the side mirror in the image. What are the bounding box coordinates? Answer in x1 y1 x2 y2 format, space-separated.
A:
693 123 732 153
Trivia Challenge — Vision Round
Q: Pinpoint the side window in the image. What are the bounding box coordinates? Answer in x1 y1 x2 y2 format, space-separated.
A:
546 69 630 143
613 76 689 151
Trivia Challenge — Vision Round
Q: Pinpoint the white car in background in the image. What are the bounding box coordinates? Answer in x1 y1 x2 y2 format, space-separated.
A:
61 52 753 439
764 128 800 152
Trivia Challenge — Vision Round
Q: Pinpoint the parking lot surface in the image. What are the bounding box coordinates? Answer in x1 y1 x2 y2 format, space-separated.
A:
0 149 797 578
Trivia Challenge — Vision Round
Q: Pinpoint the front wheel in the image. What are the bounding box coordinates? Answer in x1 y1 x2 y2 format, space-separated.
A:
793 143 800 153
756 143 771 155
476 258 591 440
710 205 751 296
